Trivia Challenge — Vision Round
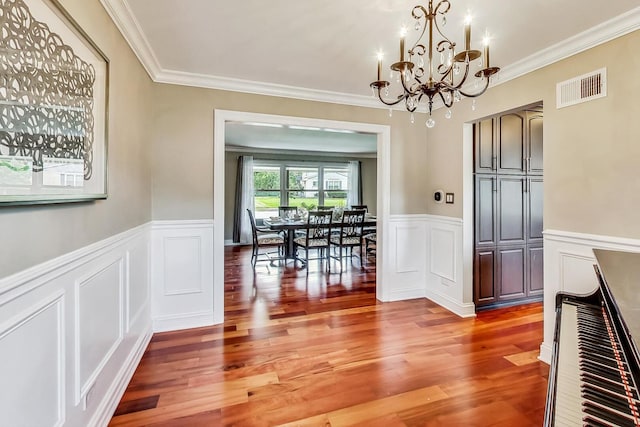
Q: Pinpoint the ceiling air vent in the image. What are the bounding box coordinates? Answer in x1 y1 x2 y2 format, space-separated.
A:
556 68 606 109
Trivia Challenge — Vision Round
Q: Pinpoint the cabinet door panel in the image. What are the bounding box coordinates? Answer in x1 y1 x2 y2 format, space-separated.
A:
498 113 525 174
475 118 495 173
498 247 526 299
528 246 544 295
528 178 544 243
475 176 496 246
474 249 496 305
528 114 544 175
497 177 526 245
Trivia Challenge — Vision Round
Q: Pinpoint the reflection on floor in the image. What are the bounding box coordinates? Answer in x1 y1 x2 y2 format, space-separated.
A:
109 245 548 426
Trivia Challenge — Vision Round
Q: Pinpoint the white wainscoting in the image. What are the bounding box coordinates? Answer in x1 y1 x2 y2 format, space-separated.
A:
0 224 152 427
386 215 473 317
540 230 640 363
151 220 215 332
424 215 475 317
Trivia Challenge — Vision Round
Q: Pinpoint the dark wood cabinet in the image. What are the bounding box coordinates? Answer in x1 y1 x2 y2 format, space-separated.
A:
474 111 543 176
473 107 543 308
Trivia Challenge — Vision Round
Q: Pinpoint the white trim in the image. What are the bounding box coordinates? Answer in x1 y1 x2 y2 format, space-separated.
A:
425 288 476 318
152 310 215 333
226 145 378 159
152 219 214 230
155 69 382 110
89 326 152 427
541 229 640 366
494 8 640 88
98 0 162 78
0 223 151 426
0 223 149 303
543 229 640 249
214 110 391 311
101 1 640 109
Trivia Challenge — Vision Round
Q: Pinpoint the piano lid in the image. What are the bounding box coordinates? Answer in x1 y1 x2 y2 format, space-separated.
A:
594 249 640 345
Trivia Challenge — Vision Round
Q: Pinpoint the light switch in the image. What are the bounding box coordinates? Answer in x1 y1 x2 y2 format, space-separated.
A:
445 193 454 204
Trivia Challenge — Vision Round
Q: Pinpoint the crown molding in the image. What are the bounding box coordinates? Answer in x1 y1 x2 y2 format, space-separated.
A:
153 69 383 109
99 0 162 77
493 6 640 87
101 1 640 110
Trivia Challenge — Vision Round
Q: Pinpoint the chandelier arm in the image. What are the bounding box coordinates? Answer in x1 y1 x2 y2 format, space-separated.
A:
432 6 455 53
410 6 428 54
458 77 490 98
436 90 453 108
374 88 406 106
449 61 472 90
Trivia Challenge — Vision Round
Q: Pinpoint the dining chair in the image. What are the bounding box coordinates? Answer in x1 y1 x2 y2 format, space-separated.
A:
330 209 366 272
363 232 377 265
293 210 333 273
350 204 368 212
352 204 375 234
247 209 285 269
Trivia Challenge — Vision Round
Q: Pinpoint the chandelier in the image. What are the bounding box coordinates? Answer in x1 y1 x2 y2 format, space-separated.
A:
370 0 499 128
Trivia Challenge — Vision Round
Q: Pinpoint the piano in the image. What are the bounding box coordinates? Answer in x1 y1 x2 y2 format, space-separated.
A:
545 249 640 426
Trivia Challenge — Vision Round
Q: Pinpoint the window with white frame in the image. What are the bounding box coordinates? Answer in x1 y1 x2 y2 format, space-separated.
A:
252 161 350 218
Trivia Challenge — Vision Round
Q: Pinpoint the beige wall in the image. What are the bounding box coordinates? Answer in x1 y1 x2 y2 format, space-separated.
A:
224 151 377 241
0 0 153 278
152 31 640 240
150 85 428 220
426 30 640 240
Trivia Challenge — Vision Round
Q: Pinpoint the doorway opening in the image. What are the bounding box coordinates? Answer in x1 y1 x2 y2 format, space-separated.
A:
213 110 391 323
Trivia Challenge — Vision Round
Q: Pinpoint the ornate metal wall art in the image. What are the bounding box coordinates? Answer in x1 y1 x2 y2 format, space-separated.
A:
0 0 108 205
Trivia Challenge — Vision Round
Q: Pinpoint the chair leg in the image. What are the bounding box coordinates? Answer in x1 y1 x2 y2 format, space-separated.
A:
251 244 257 268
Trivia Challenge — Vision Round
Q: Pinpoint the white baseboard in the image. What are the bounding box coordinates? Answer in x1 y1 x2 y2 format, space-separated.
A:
425 289 477 318
153 310 215 333
91 325 153 427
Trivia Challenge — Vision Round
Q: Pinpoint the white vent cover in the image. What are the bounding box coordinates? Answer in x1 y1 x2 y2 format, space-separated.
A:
556 68 607 109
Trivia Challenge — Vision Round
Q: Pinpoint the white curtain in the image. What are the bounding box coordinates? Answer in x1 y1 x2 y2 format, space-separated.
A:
240 155 254 244
347 160 360 208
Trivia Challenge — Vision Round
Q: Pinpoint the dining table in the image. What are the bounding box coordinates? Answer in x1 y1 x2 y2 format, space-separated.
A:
263 216 377 265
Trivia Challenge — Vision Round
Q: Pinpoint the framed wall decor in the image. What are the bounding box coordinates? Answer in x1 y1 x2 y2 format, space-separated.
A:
0 0 109 205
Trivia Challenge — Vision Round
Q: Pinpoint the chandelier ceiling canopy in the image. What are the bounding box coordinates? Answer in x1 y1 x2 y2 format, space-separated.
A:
370 0 500 128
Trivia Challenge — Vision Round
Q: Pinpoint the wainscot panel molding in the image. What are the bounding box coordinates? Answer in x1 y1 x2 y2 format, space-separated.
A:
386 215 474 317
540 229 640 364
424 215 475 318
151 220 215 332
0 224 152 427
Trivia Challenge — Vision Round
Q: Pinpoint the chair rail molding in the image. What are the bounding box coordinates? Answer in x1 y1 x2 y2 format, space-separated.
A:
540 229 640 364
0 223 152 427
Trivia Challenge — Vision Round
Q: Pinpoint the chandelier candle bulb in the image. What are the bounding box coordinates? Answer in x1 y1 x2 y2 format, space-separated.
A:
464 15 471 51
400 27 407 62
483 40 490 68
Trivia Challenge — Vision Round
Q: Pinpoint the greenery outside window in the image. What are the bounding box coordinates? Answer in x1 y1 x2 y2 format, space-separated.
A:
253 161 349 218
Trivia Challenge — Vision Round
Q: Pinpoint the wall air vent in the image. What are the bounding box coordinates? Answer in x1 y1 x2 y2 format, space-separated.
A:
556 68 607 109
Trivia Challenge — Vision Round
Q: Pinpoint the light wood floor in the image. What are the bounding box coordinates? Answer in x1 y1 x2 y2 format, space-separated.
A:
110 246 548 426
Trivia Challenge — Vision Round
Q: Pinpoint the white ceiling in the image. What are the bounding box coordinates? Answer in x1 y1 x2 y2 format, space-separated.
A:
100 0 640 153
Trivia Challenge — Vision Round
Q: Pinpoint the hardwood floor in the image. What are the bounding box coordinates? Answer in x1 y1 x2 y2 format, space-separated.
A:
110 245 548 426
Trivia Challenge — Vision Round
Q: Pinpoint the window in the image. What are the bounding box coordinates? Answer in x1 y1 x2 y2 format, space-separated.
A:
253 165 280 218
325 180 341 190
286 166 318 210
252 161 350 217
